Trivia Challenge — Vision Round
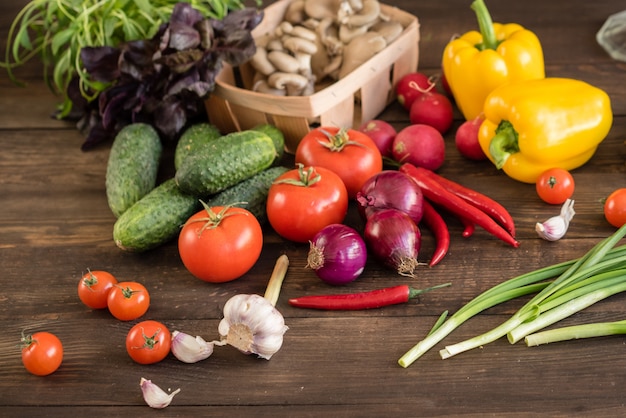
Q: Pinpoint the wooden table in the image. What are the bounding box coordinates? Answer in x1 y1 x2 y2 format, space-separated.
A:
1 0 625 416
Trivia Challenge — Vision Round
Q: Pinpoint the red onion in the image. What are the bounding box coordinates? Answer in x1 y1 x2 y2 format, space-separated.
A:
307 224 367 285
356 170 424 224
363 209 422 277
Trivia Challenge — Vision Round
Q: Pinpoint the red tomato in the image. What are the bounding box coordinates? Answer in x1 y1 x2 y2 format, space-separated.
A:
21 331 63 376
107 281 150 321
126 320 171 365
535 168 575 204
604 188 626 228
266 165 349 243
294 127 383 198
77 270 118 309
178 206 263 283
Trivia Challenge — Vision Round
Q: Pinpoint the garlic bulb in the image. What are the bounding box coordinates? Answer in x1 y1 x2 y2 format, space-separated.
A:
140 377 180 409
536 199 575 241
218 254 290 360
170 331 216 363
218 293 289 359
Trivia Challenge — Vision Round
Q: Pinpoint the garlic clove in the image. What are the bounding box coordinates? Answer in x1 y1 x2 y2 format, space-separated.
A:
536 199 575 241
140 377 180 409
170 330 215 364
218 293 288 360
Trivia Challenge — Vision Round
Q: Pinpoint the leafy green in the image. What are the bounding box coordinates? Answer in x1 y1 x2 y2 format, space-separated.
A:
1 0 261 118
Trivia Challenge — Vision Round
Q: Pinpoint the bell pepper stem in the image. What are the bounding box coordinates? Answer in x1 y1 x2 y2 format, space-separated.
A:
489 120 520 169
471 0 498 50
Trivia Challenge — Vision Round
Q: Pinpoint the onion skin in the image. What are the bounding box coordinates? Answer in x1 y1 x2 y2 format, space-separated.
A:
356 170 424 224
363 208 422 277
307 224 367 285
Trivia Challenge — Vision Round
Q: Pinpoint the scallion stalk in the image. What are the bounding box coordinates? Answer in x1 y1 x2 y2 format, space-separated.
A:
439 225 626 359
507 270 626 343
398 223 626 368
525 319 626 347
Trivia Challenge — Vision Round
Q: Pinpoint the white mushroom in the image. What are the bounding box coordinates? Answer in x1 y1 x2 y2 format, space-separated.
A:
268 72 310 95
338 31 386 79
341 0 381 27
371 20 404 43
267 50 301 73
249 47 276 76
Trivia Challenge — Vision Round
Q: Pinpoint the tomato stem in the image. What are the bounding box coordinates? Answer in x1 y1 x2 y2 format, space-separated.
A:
186 201 251 236
272 163 321 187
318 128 367 152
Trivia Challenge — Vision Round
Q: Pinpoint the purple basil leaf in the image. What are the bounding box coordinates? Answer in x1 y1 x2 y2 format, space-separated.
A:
154 96 188 138
80 46 121 82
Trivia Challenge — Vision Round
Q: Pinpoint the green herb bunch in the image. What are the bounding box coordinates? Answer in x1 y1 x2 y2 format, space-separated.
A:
1 0 259 118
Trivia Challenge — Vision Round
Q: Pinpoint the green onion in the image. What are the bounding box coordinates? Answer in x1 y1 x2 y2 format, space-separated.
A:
524 319 626 347
398 223 626 368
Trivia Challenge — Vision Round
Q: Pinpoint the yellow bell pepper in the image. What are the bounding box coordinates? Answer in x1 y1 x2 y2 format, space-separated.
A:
442 0 545 121
478 77 613 184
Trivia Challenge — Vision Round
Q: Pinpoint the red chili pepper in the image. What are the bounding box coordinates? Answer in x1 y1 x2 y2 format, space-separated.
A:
410 165 516 237
420 200 450 266
288 283 451 310
460 216 475 238
400 163 519 248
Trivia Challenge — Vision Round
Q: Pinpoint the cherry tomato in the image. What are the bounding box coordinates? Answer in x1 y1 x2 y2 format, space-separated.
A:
535 168 575 204
21 331 63 376
295 127 383 198
77 270 118 309
126 320 171 365
266 165 348 243
178 206 263 283
107 281 150 321
604 188 626 228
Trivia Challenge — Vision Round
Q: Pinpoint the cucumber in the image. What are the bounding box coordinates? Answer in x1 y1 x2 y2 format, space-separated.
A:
174 123 222 170
113 178 201 252
106 123 162 217
252 124 285 162
204 166 289 224
175 130 276 196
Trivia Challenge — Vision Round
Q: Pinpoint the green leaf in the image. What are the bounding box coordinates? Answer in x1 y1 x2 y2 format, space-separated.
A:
51 28 75 55
53 48 72 95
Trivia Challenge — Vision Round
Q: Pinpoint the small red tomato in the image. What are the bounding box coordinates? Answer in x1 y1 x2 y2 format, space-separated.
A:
409 91 454 134
396 72 433 110
21 331 63 376
604 188 626 228
107 281 150 321
295 127 382 198
266 165 349 243
126 320 171 365
455 116 487 161
536 168 575 204
77 270 118 309
178 206 263 283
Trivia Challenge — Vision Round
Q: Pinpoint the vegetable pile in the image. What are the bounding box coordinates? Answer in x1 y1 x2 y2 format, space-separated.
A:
11 0 626 409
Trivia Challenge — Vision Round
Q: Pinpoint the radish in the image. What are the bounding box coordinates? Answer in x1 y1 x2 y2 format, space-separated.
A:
455 116 487 161
392 124 445 171
358 119 397 157
395 72 433 111
409 91 454 134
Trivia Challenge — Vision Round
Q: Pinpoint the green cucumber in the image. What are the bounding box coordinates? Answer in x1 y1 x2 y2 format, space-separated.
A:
106 123 162 217
175 130 276 196
174 123 222 170
252 124 285 162
113 178 200 252
204 166 289 224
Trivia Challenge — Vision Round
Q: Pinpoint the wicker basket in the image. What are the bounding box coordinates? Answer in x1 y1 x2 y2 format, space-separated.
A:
205 0 420 153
